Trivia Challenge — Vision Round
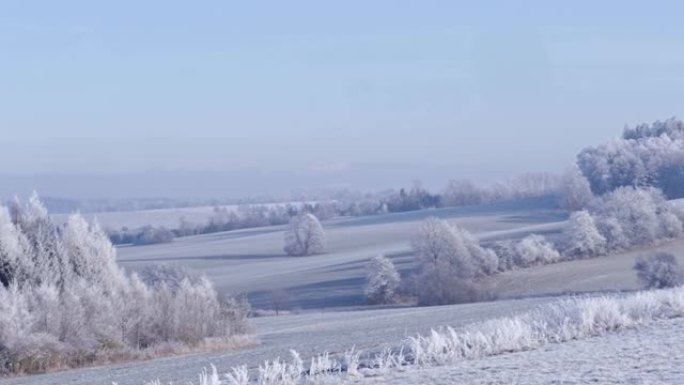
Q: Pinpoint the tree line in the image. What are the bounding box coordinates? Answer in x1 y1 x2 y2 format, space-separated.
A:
0 193 249 375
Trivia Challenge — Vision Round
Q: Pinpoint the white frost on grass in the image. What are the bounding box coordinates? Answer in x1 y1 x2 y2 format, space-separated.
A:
146 286 684 385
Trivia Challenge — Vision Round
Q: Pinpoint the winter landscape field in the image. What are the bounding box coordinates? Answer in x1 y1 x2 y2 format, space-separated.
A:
6 2 684 385
3 192 684 385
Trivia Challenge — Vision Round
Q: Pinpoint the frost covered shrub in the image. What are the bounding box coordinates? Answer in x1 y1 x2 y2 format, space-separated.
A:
593 187 683 249
491 240 517 272
0 193 249 375
411 218 497 305
593 187 668 245
492 236 561 271
513 235 560 267
364 255 400 305
134 226 175 245
634 253 684 289
283 213 326 256
594 216 629 252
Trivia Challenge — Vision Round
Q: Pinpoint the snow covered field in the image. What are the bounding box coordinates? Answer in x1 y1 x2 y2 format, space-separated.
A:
11 198 684 385
112 196 684 310
116 198 566 308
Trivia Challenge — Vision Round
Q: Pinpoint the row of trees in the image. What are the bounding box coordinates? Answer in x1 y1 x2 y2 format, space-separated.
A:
384 173 562 213
363 218 558 306
564 187 684 257
0 193 248 375
578 117 684 198
363 183 684 307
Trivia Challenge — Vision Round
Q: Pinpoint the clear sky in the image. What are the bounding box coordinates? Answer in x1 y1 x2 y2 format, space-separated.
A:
2 1 684 198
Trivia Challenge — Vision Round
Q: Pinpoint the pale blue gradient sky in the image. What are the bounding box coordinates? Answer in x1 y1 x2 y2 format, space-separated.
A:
2 1 684 197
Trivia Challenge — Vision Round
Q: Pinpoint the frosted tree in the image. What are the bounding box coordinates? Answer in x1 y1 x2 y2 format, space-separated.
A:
283 213 326 256
364 255 400 304
442 179 485 206
175 277 221 344
412 218 497 305
29 283 61 336
564 210 606 258
0 194 251 374
14 192 68 286
559 166 594 211
412 218 474 279
126 273 151 348
0 282 33 352
577 118 684 198
62 213 123 290
595 187 660 245
150 281 176 343
593 187 682 246
0 206 32 286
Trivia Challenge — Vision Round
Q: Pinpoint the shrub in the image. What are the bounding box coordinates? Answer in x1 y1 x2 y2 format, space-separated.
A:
634 253 684 289
134 226 175 246
514 234 561 267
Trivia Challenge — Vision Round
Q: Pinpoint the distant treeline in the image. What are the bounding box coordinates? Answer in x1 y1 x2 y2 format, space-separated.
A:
579 117 684 199
108 173 564 245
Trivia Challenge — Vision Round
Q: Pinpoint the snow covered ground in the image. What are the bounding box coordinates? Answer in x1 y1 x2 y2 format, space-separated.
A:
362 316 684 385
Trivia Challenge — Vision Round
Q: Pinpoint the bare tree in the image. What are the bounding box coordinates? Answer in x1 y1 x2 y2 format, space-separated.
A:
269 289 293 315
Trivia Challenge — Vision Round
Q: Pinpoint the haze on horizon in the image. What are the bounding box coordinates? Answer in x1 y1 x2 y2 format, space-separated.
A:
3 1 684 199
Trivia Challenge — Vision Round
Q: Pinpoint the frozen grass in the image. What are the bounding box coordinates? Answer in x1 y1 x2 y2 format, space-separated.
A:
142 286 684 384
408 288 684 366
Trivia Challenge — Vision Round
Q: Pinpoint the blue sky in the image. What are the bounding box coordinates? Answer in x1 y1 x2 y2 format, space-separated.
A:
2 1 684 196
